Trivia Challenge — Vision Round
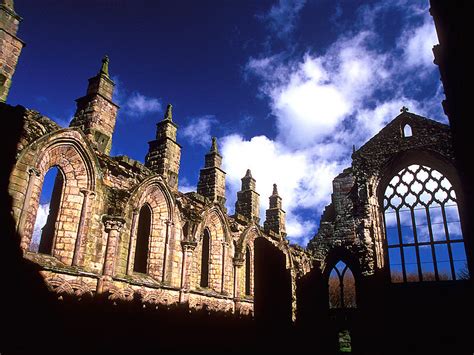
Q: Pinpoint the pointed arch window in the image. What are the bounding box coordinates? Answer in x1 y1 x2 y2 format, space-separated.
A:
133 204 152 273
31 166 64 254
245 246 251 296
328 261 356 309
403 124 413 137
200 229 210 288
383 164 469 282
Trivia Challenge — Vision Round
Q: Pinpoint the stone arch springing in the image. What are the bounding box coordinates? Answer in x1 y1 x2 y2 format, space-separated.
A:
12 131 97 266
382 163 469 282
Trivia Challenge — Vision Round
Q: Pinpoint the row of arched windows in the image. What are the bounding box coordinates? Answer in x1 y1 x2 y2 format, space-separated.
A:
29 162 470 296
30 168 254 295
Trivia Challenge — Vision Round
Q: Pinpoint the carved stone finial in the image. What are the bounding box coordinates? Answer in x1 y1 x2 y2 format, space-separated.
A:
164 104 173 121
244 169 252 178
100 55 110 77
400 106 409 113
210 136 218 153
272 183 279 196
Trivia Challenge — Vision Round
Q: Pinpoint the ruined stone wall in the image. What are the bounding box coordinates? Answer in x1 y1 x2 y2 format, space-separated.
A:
7 109 299 317
308 112 458 277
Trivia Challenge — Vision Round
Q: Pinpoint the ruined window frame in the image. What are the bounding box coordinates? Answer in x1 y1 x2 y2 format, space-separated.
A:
382 164 469 282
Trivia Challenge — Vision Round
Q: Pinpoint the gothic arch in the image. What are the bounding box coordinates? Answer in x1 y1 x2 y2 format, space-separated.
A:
12 128 98 265
122 176 181 286
192 205 233 294
378 151 469 282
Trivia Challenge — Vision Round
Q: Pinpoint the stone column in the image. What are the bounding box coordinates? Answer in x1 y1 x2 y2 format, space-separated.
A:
233 256 245 314
179 240 197 303
233 257 244 299
72 189 95 266
102 216 125 277
126 208 139 275
17 166 40 248
162 219 172 283
221 241 229 294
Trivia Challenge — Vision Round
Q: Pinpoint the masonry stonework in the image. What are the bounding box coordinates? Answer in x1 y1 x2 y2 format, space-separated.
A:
2 3 473 353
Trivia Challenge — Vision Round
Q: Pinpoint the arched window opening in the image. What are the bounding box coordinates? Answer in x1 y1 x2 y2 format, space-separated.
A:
200 229 210 288
328 261 356 309
133 204 152 273
31 167 63 254
403 124 413 137
245 246 251 296
383 164 469 282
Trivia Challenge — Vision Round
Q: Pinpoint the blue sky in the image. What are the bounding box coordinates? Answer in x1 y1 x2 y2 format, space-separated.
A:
9 0 445 247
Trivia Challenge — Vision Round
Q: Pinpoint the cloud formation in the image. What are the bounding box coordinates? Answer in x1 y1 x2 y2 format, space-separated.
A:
220 2 443 246
263 0 307 39
180 115 218 147
125 92 162 117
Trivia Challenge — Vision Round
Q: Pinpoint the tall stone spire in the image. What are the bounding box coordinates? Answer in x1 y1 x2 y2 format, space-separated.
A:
145 104 181 190
234 169 260 223
264 183 286 237
197 137 226 204
69 56 119 155
0 0 25 102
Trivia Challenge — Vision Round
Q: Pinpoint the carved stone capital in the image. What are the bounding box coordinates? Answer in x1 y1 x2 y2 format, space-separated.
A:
102 215 126 233
28 167 40 177
181 240 197 252
80 188 96 198
233 257 245 267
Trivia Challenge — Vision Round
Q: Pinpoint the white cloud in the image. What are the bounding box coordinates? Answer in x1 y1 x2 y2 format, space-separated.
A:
400 18 438 71
264 0 307 38
181 115 217 147
31 203 50 251
178 177 196 194
225 3 443 246
124 92 162 117
221 134 345 242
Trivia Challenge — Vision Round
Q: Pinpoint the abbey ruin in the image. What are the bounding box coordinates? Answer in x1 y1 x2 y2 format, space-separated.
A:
1 1 472 354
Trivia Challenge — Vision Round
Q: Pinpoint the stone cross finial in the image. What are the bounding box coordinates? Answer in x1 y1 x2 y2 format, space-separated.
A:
164 104 173 121
100 55 110 77
400 106 409 113
210 136 218 153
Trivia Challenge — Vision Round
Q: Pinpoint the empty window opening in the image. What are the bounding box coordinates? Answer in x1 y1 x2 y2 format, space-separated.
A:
200 229 210 288
31 167 63 254
403 124 413 137
328 261 356 309
133 204 152 273
383 164 469 282
245 246 251 296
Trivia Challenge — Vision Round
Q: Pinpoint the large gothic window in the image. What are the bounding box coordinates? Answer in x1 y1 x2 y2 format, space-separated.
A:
200 229 210 288
31 167 64 254
328 261 356 309
133 204 152 273
383 164 469 282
